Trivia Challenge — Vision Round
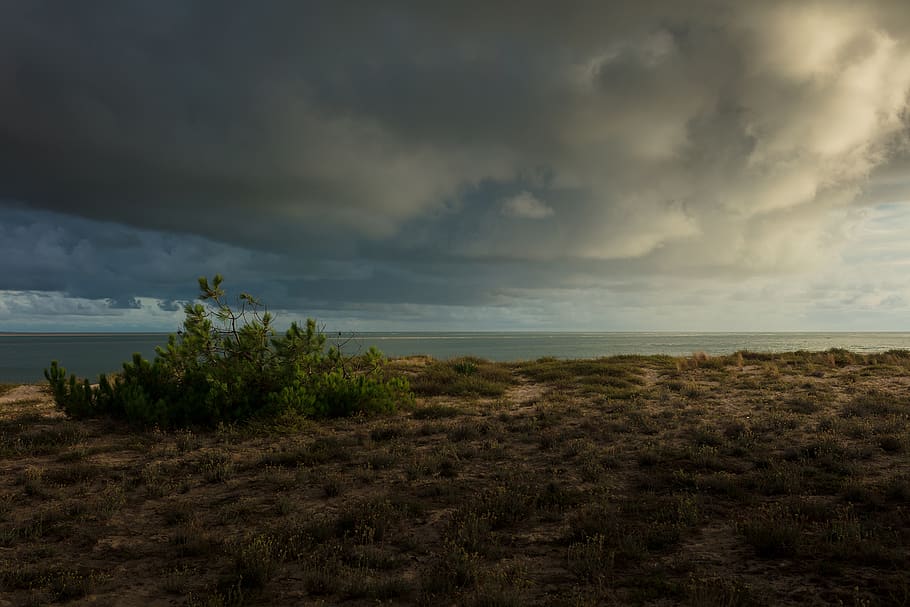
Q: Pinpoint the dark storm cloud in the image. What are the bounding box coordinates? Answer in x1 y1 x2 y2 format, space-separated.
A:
0 205 541 310
3 1 910 329
0 205 270 304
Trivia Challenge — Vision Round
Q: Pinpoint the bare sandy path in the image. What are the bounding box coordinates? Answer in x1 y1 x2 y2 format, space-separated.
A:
0 384 56 417
0 384 50 404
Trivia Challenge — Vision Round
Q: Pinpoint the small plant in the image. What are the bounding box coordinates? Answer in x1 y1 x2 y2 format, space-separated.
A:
175 430 200 453
738 504 802 558
421 541 481 596
334 497 404 544
448 510 494 556
453 360 479 375
93 484 126 518
370 423 406 442
47 569 102 602
318 470 343 497
198 452 234 483
301 558 343 596
274 495 294 516
231 534 283 590
567 534 615 582
172 518 212 557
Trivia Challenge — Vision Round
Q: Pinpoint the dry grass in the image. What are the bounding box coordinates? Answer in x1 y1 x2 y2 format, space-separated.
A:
1 351 909 605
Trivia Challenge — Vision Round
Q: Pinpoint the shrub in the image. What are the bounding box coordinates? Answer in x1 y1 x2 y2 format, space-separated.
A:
411 358 513 397
45 275 412 427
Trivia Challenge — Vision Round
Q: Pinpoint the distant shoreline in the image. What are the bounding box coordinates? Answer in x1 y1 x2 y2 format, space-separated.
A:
3 330 910 336
0 332 171 337
5 331 910 384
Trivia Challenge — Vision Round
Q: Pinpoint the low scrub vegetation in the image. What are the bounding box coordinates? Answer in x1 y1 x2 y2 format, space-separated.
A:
410 357 515 397
1 344 906 604
45 275 412 427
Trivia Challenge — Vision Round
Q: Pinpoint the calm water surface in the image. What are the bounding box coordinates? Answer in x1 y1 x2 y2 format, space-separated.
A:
3 332 910 383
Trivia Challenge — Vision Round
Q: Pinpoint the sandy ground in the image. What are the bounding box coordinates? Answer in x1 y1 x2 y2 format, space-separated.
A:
1 353 909 605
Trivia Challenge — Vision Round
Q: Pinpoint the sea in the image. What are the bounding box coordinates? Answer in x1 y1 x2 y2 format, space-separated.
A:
3 331 910 384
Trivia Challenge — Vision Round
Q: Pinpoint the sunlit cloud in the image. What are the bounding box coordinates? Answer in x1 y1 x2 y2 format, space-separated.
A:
1 1 910 330
500 192 554 219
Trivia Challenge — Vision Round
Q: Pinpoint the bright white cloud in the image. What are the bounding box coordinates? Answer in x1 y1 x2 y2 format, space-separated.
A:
0 292 185 331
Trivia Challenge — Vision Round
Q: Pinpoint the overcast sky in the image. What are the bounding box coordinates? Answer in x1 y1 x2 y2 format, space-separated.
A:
3 1 910 331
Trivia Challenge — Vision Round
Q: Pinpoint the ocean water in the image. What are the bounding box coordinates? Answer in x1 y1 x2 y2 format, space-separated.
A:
3 331 910 384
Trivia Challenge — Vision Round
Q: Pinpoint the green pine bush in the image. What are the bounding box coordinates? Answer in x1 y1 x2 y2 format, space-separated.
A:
45 275 412 427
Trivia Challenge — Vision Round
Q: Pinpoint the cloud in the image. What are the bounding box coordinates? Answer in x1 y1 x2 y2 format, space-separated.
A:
2 2 909 265
500 192 554 219
0 290 185 331
2 1 910 329
0 205 269 302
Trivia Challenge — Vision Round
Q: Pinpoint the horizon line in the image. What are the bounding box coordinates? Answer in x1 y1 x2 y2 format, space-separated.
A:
4 330 910 336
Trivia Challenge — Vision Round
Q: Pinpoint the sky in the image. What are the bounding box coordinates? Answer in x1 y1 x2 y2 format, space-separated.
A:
3 1 910 332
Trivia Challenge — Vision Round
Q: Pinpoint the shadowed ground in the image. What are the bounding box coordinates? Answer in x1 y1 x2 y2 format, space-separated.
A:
1 351 909 606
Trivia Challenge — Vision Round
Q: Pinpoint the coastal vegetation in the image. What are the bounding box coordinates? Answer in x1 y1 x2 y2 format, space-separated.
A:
1 349 908 605
43 275 411 427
